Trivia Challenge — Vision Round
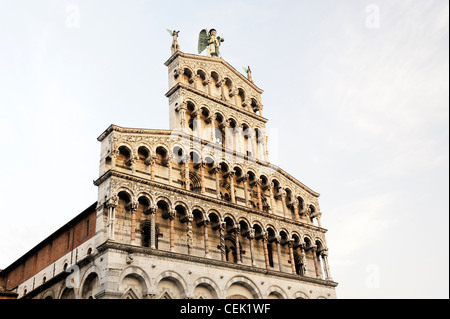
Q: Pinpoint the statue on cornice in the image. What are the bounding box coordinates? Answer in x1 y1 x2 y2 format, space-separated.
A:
167 29 180 55
198 28 224 58
243 66 254 83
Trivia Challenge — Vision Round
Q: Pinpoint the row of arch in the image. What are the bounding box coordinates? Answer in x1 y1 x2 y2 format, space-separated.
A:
175 99 267 160
110 141 321 225
49 266 327 299
105 191 332 281
175 65 263 116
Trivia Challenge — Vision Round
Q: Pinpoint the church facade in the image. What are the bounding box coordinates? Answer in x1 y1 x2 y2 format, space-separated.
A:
0 38 338 299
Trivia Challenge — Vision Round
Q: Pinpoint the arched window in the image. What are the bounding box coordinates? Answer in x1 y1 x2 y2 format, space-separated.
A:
117 146 131 168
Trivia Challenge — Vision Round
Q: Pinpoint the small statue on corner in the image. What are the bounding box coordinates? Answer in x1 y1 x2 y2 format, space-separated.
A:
167 29 180 55
243 66 254 83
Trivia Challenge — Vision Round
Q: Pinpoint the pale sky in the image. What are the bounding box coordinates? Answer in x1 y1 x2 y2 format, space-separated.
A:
0 0 448 299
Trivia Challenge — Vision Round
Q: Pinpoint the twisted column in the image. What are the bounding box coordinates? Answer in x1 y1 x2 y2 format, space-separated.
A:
300 244 307 276
186 214 193 255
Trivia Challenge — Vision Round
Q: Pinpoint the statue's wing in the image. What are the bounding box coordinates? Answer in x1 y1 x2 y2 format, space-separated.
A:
198 29 209 54
166 29 173 36
242 67 248 74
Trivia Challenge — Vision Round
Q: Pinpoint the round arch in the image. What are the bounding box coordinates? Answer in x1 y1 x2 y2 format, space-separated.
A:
266 285 288 299
191 277 220 299
224 276 262 299
154 270 188 299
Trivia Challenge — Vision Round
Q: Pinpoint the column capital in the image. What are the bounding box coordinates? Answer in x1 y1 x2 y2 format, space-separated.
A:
106 195 119 208
130 201 139 212
287 239 294 248
145 155 157 166
237 173 248 183
232 224 241 234
173 68 184 78
215 79 224 87
164 210 176 220
229 88 238 97
219 221 226 231
261 231 268 242
175 101 187 112
319 248 329 257
209 165 220 174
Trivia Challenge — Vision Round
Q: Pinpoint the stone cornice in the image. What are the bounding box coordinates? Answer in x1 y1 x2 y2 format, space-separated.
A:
97 240 338 288
93 169 327 234
97 125 173 142
165 82 268 124
164 51 264 94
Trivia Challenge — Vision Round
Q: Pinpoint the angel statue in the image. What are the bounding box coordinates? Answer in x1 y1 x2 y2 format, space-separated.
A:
167 29 180 55
198 28 224 58
242 66 254 83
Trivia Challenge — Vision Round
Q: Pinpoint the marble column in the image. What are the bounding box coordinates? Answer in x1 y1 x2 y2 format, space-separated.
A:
130 201 138 245
275 236 283 272
184 155 190 191
288 241 296 274
219 221 226 261
248 229 256 267
262 232 270 269
186 214 193 255
149 156 156 180
311 246 321 279
268 183 274 213
234 225 242 264
280 189 287 217
256 179 263 211
228 171 236 204
168 211 176 252
199 161 206 194
106 195 118 240
149 207 157 249
203 219 211 258
292 199 300 221
211 165 221 199
239 174 249 207
320 249 333 281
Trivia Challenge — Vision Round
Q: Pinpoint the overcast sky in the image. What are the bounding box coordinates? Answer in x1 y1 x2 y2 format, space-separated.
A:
0 0 448 299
